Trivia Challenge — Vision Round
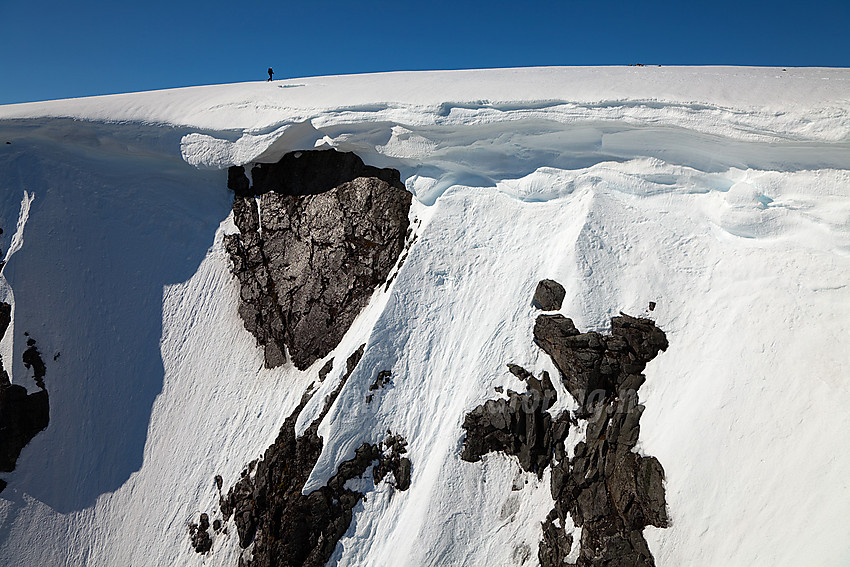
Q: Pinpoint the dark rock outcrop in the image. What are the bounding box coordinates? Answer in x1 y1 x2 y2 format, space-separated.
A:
0 302 9 336
318 358 334 382
219 345 364 561
461 365 569 476
188 513 213 554
224 149 412 370
537 312 669 567
461 280 669 567
22 338 46 391
539 510 574 567
533 279 566 311
533 313 668 414
546 399 668 566
0 303 49 477
373 432 412 491
214 344 411 567
366 369 392 403
245 149 404 198
0 382 48 474
369 370 392 391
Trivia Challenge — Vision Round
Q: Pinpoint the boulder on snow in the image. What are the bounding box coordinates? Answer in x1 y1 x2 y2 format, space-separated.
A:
533 279 566 311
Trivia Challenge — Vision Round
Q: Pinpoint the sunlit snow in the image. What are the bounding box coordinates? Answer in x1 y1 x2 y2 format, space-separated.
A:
0 66 848 567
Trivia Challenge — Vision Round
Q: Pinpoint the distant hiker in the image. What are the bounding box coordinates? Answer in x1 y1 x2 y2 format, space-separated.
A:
267 67 274 81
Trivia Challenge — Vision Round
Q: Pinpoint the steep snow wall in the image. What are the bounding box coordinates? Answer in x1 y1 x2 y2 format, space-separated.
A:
0 67 849 567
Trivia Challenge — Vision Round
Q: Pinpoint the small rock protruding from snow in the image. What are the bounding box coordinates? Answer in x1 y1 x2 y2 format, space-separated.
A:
188 513 212 554
318 358 334 382
373 432 411 492
532 279 566 311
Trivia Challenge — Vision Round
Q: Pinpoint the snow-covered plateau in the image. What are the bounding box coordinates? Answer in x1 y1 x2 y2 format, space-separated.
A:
0 66 848 567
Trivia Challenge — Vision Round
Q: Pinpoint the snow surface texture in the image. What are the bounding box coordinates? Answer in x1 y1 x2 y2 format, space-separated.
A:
0 66 848 566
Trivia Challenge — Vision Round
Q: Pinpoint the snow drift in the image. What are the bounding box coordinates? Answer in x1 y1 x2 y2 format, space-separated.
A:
0 66 848 567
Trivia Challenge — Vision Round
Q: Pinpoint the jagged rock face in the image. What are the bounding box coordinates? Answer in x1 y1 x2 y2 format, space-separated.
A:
461 281 669 567
0 302 8 338
547 399 668 567
188 513 212 554
539 510 574 567
533 279 566 311
373 432 412 491
538 312 669 567
218 345 365 562
461 365 569 476
0 384 49 475
0 302 49 478
212 345 411 566
533 313 668 413
224 149 412 370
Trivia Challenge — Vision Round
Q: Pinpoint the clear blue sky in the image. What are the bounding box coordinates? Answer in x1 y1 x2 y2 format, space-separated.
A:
1 0 848 104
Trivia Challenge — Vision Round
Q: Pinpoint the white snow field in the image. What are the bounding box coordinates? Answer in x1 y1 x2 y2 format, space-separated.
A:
0 66 848 567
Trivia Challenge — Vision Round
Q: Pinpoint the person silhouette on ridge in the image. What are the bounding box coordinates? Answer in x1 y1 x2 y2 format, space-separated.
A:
267 67 274 81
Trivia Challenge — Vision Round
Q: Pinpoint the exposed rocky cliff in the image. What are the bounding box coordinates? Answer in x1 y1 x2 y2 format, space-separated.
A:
187 150 416 564
216 150 669 565
462 280 669 567
0 302 49 485
533 313 667 415
224 149 412 370
197 345 411 566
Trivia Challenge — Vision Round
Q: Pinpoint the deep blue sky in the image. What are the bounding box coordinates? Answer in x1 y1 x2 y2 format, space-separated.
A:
1 0 848 104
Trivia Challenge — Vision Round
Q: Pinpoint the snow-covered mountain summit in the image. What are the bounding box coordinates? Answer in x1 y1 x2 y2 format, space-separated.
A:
0 66 849 567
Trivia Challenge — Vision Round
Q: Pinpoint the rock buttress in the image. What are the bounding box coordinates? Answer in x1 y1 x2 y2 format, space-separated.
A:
224 149 412 370
461 280 670 567
536 311 669 567
533 313 667 415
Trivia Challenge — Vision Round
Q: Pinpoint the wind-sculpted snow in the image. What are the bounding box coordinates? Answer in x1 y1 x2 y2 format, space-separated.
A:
182 119 850 206
3 67 849 141
0 67 849 567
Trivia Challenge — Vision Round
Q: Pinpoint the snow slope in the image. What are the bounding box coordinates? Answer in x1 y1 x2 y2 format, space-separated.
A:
0 66 848 567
